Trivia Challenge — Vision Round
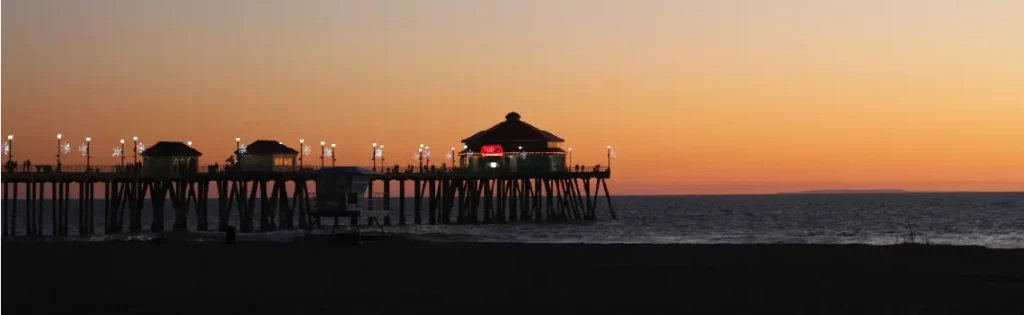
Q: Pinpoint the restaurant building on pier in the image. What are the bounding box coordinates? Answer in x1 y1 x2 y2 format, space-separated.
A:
460 112 567 173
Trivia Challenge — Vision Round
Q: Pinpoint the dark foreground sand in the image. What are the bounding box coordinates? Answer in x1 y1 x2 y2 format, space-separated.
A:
4 237 1023 314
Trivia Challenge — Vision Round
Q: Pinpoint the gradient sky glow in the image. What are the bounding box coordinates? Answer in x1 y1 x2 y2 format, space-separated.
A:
3 0 1023 194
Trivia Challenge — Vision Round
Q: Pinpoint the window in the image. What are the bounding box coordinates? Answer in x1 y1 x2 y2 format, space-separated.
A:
548 142 561 149
274 157 293 166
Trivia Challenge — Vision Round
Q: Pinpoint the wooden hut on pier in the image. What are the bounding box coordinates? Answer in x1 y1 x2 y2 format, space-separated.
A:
141 141 202 176
460 112 567 172
236 140 298 172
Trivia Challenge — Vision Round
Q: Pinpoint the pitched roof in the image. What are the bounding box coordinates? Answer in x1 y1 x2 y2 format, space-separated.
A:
141 141 202 157
238 140 298 155
462 112 564 143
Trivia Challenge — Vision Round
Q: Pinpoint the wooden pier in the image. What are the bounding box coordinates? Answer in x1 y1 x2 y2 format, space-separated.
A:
0 166 614 237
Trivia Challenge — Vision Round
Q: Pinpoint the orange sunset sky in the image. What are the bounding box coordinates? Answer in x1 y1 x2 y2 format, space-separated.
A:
3 1 1022 194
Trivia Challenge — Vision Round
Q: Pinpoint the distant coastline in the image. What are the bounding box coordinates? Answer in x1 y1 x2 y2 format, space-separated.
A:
779 189 908 195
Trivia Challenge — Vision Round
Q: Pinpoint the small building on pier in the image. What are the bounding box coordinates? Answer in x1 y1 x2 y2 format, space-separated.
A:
236 140 298 172
141 141 202 175
460 112 566 172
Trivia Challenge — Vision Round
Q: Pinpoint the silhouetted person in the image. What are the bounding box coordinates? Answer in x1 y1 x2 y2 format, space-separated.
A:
24 159 32 172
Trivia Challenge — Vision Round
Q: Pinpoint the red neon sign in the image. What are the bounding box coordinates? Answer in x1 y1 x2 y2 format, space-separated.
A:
480 145 504 157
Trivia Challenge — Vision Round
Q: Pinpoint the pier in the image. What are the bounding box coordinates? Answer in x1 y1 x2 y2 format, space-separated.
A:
1 112 616 237
0 166 613 236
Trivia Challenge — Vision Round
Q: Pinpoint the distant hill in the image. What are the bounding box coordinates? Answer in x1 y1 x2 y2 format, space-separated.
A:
780 189 908 195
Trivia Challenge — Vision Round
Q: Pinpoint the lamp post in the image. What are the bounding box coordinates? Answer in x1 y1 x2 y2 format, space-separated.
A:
450 146 455 167
568 147 572 170
235 137 241 165
331 143 336 167
56 133 63 164
606 145 611 169
379 145 385 171
120 139 125 166
319 141 325 168
298 138 304 171
132 136 138 165
6 134 12 163
425 146 430 167
85 137 91 170
187 140 192 147
418 144 424 170
372 143 377 171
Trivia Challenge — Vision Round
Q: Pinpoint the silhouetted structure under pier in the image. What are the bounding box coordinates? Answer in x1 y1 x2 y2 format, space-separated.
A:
0 167 614 237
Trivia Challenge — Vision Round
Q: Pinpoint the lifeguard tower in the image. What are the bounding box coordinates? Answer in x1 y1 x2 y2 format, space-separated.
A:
308 167 388 236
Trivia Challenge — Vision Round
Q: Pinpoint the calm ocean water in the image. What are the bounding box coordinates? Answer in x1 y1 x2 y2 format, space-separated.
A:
4 192 1023 248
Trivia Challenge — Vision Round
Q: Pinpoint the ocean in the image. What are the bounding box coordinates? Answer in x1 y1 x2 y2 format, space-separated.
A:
3 192 1023 248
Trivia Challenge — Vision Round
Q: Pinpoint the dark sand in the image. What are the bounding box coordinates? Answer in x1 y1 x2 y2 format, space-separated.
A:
4 237 1023 314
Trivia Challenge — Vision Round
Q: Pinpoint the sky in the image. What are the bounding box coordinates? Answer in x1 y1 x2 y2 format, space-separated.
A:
3 0 1023 194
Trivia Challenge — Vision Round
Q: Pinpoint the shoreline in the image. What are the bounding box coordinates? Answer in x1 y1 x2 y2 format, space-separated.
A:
4 238 1023 314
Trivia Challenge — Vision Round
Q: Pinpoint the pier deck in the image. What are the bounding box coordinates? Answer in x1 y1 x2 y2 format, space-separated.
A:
1 165 615 237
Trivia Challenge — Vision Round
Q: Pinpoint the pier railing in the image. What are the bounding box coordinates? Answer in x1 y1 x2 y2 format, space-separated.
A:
3 164 609 175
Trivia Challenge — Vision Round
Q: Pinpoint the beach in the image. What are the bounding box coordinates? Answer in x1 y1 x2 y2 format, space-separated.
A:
4 238 1023 314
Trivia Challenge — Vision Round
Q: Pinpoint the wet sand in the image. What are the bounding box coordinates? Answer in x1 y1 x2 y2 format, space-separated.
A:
4 237 1023 314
